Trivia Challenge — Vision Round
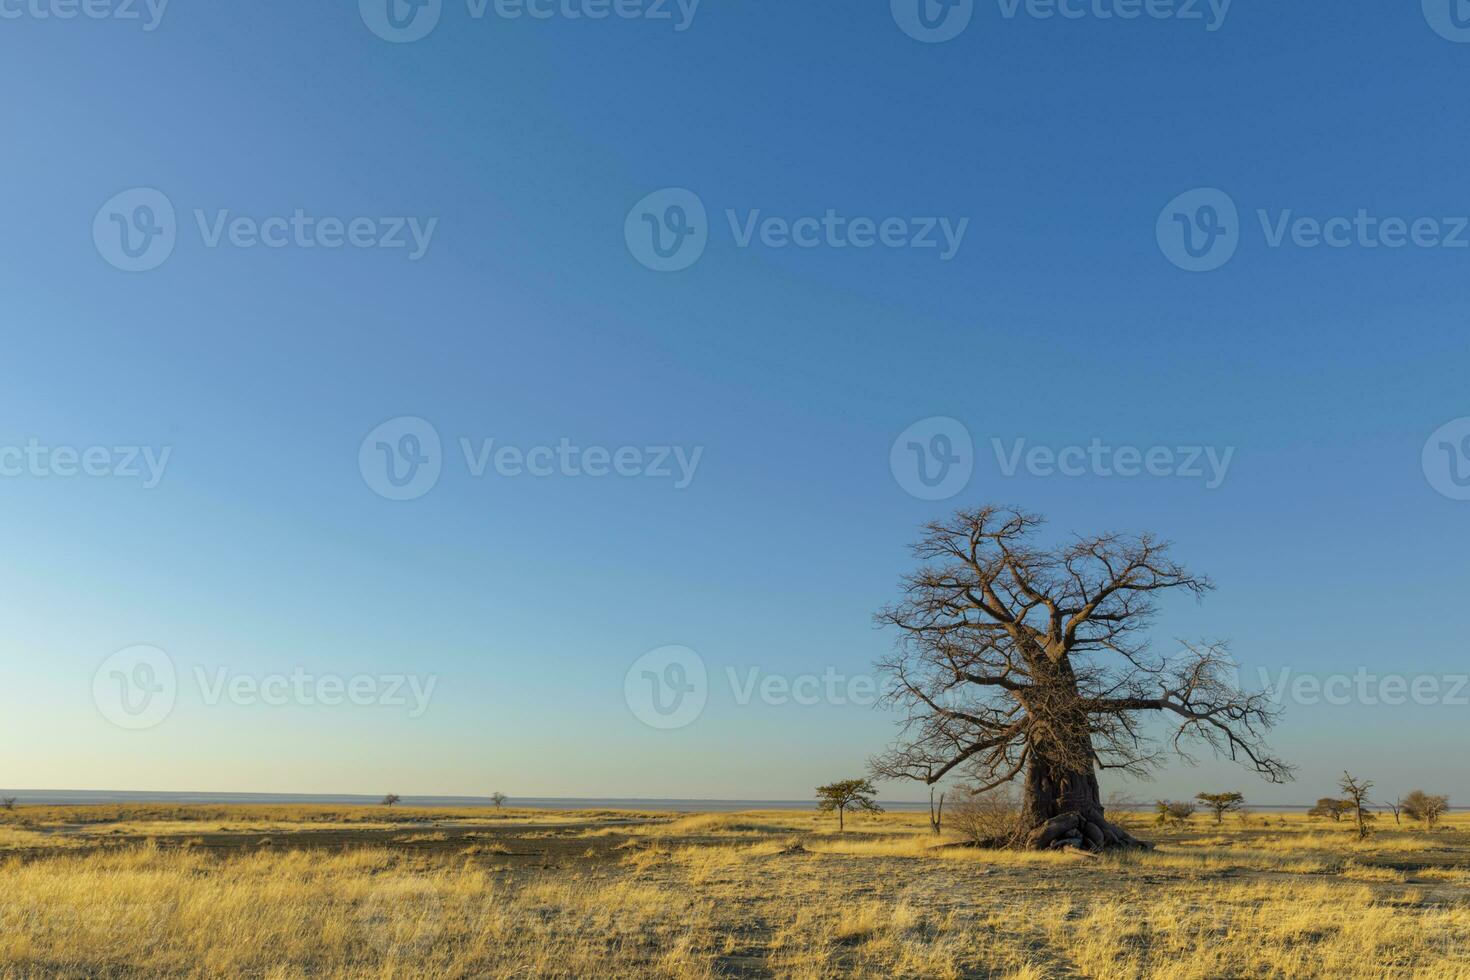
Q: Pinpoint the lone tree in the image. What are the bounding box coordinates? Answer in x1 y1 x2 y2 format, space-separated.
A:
1400 790 1450 829
1308 798 1353 822
871 507 1289 852
816 778 882 830
382 794 401 807
491 792 508 809
1196 791 1246 825
1339 772 1374 840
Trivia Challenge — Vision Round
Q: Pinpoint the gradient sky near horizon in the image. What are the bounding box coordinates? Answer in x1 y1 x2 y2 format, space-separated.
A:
2 1 1468 805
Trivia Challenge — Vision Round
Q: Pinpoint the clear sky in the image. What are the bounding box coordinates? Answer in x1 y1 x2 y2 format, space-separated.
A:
1 1 1467 805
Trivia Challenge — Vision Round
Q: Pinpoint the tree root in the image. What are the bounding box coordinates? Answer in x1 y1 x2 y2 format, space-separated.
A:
1024 811 1152 852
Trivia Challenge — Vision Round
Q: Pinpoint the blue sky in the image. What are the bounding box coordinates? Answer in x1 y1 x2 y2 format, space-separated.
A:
1 1 1467 805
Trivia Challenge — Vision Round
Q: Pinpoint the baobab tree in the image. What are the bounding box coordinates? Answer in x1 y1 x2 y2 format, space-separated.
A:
870 507 1290 851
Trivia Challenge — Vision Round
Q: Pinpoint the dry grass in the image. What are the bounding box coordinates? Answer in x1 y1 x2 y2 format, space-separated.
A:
1 806 1468 977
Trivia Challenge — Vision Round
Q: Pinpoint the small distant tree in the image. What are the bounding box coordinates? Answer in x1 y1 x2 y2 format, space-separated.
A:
1155 800 1197 827
1386 798 1403 826
928 787 945 836
491 792 508 809
1308 798 1352 822
0 797 16 811
1339 772 1374 840
1400 790 1450 829
1195 791 1246 825
815 779 882 831
382 794 401 807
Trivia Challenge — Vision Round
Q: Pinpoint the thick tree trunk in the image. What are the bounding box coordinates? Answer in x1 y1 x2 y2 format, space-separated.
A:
1019 744 1150 852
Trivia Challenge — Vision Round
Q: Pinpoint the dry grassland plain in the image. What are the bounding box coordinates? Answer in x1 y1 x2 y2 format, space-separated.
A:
2 804 1469 978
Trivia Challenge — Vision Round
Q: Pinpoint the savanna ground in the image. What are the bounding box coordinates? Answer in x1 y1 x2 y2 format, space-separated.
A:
2 803 1469 978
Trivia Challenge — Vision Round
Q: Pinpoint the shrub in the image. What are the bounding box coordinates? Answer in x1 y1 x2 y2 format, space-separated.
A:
949 786 1024 847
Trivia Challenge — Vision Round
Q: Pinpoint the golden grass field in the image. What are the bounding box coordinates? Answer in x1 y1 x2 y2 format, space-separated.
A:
2 803 1469 978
